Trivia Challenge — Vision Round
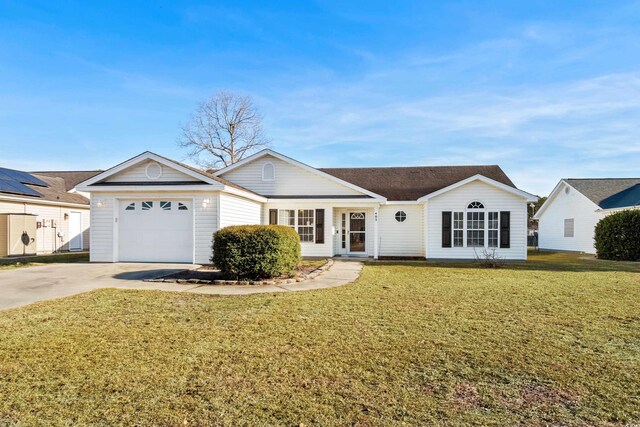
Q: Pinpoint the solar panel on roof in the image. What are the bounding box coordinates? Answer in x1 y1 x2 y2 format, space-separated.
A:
0 167 47 187
0 178 43 197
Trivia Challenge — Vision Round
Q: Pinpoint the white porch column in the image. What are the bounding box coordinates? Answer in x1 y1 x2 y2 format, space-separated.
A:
373 205 379 259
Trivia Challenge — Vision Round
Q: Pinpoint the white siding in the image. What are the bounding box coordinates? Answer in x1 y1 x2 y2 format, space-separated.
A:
425 180 528 260
0 199 90 254
538 183 603 254
219 155 365 196
193 194 218 264
90 196 115 262
106 160 201 183
264 202 337 257
264 203 379 257
378 204 424 257
88 191 218 264
219 194 262 228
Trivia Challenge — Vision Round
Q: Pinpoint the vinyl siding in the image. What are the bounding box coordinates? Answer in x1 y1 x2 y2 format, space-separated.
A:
219 194 262 228
264 202 378 257
537 183 603 254
90 196 115 262
0 199 90 254
378 204 424 257
106 160 201 183
219 155 365 196
88 191 218 264
264 202 338 257
425 180 528 260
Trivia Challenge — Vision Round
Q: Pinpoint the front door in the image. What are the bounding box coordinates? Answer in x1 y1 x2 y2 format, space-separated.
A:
348 212 366 254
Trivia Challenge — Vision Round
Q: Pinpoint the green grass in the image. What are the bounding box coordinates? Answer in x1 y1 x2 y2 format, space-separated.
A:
0 252 638 426
0 252 89 270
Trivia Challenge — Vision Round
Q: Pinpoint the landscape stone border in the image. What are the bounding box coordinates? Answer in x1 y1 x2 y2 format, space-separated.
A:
145 259 334 286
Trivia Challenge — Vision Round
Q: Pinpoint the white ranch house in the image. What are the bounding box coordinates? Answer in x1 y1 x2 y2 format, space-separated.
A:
535 178 640 254
77 150 537 263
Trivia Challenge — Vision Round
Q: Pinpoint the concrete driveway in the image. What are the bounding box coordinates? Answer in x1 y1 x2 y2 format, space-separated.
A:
0 263 196 311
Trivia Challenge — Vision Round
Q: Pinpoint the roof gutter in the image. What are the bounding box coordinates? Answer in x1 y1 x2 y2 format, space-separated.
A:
0 194 90 209
596 205 640 213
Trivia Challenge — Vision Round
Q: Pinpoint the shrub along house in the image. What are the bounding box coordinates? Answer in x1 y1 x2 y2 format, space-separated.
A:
76 150 537 264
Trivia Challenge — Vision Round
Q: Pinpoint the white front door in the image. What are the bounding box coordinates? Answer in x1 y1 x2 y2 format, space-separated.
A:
348 211 366 255
68 211 83 251
118 199 193 263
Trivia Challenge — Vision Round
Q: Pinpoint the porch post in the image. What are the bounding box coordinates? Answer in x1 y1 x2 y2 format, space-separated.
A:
373 205 379 259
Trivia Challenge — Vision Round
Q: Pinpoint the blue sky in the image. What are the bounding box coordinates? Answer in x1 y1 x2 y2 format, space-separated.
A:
1 1 639 195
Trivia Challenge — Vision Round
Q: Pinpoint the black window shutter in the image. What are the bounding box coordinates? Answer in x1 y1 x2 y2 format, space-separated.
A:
315 209 325 244
269 209 278 225
500 211 510 248
442 211 452 248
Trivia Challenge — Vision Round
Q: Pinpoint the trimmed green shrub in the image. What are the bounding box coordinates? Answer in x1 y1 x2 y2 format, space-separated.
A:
212 225 301 279
594 210 640 261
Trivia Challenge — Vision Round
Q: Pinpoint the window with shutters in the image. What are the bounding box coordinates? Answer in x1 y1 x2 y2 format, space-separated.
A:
445 201 507 249
278 209 315 242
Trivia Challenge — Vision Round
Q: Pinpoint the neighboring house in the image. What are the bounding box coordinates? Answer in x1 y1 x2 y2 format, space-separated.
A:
0 168 100 255
76 150 536 264
535 178 640 254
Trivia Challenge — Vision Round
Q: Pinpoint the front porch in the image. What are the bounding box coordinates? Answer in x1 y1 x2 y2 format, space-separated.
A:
332 207 378 259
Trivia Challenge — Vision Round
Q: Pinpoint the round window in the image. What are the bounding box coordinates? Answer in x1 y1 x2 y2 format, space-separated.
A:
395 211 407 222
145 162 163 180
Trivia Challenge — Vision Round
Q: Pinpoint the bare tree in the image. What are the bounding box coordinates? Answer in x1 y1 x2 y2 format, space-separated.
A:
178 91 269 169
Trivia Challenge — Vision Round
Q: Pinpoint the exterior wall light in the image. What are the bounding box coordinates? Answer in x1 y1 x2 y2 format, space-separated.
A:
202 198 211 209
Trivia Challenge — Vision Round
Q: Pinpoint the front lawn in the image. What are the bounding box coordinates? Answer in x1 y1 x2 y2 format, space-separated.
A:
0 252 638 426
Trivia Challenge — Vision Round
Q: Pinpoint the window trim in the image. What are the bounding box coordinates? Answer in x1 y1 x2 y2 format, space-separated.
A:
450 201 502 249
564 218 574 238
262 162 275 181
278 208 315 243
395 211 407 222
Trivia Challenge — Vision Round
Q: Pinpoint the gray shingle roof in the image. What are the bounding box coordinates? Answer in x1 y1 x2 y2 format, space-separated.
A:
566 178 640 209
319 165 516 201
32 171 102 191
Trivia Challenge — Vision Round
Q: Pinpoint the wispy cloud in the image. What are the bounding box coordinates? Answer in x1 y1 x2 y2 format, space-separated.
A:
260 22 640 196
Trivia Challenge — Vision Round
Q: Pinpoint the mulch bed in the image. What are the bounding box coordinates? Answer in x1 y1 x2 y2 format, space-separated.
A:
146 259 332 286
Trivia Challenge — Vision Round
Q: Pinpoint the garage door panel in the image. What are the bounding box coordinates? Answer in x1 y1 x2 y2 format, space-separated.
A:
118 199 193 263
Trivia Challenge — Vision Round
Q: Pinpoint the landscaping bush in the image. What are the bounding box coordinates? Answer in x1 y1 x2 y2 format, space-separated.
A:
594 210 640 261
212 225 301 279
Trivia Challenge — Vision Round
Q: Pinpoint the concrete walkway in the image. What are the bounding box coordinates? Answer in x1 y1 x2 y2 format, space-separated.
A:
0 260 363 310
122 260 364 296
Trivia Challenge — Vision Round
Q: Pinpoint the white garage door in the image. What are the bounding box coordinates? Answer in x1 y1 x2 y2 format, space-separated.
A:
118 199 193 263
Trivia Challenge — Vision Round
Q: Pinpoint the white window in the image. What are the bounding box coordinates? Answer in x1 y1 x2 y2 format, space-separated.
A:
488 212 499 247
453 212 464 247
279 210 295 228
262 162 275 181
297 209 314 242
564 218 574 238
466 201 484 247
467 211 485 247
278 209 314 242
395 211 407 222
